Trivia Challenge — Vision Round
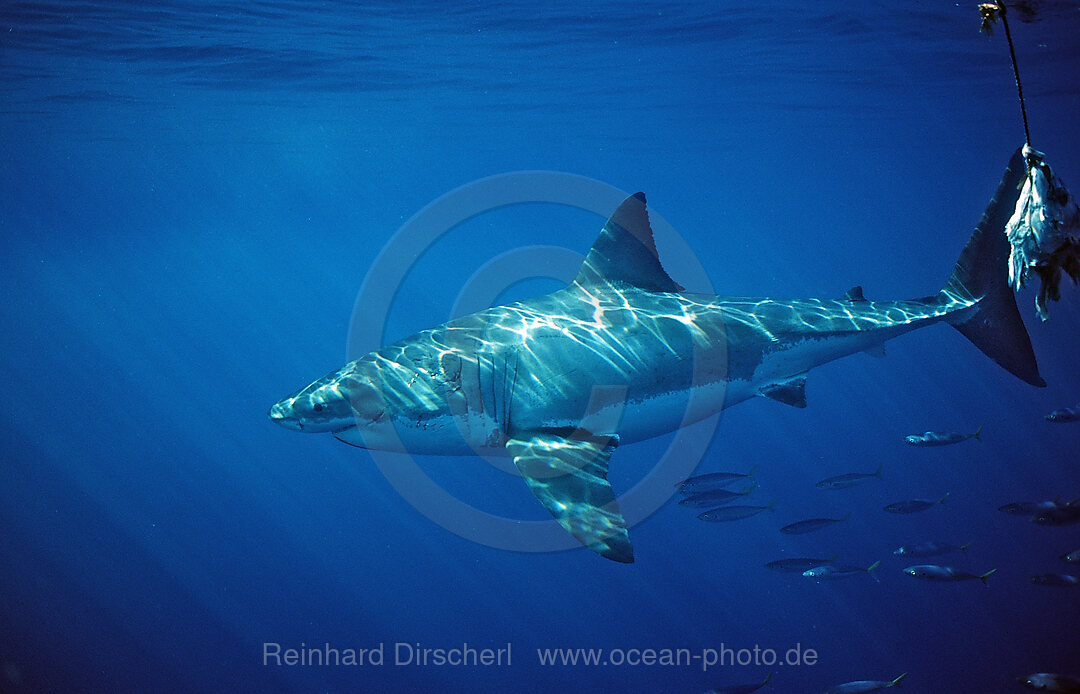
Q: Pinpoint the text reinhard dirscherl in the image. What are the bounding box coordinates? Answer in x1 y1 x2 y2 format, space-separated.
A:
263 642 512 667
262 642 818 672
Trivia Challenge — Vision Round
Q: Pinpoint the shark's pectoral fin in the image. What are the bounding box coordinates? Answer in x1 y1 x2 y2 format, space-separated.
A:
506 432 634 563
758 374 808 408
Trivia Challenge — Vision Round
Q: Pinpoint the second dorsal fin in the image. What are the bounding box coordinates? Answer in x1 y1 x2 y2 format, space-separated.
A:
845 286 867 302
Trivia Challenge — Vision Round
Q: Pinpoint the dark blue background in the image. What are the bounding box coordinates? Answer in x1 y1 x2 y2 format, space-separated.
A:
2 2 1079 692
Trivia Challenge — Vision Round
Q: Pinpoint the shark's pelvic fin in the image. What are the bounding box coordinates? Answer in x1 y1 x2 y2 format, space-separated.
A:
507 432 633 563
942 148 1045 387
574 192 684 293
758 374 808 408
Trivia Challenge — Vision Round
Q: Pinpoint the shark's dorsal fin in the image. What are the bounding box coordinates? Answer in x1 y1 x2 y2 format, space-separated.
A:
507 432 633 563
758 374 808 408
574 192 683 293
844 285 867 302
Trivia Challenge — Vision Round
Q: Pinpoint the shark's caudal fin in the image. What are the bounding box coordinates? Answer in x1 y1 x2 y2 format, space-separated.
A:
941 148 1046 387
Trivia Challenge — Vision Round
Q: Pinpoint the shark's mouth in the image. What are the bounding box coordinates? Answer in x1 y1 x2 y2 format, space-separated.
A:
331 426 363 447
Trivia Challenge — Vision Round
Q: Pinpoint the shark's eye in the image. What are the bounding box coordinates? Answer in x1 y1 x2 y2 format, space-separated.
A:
313 403 325 412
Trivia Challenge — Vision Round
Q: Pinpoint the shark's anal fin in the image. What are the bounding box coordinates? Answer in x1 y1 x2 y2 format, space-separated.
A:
758 374 808 408
506 432 633 563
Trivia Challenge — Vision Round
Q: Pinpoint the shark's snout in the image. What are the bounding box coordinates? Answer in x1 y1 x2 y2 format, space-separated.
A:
269 369 368 434
268 399 304 431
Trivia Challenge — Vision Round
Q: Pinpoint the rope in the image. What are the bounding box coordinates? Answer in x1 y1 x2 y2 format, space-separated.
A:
997 2 1032 147
981 1 1032 148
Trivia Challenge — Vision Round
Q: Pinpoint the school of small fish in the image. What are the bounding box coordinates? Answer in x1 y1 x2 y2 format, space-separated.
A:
687 405 1079 693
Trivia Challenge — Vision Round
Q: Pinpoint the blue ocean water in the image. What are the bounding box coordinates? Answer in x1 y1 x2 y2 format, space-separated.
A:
3 2 1080 692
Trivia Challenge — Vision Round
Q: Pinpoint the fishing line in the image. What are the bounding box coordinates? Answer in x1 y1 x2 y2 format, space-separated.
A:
979 1 1031 147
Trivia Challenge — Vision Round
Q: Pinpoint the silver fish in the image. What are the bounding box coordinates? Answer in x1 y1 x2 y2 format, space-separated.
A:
1018 673 1080 692
1033 503 1080 526
894 541 971 558
764 555 839 573
707 671 773 694
1030 574 1080 587
780 513 851 534
1045 406 1080 423
999 500 1065 516
697 500 777 522
815 465 883 490
903 565 996 585
678 483 757 508
825 673 907 693
677 466 759 494
904 425 982 446
803 561 881 580
884 493 949 514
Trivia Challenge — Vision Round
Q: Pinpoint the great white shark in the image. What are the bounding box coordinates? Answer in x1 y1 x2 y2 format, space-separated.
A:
270 150 1044 563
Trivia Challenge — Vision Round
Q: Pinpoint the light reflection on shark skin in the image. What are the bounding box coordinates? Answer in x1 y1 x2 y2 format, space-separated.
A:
319 286 968 455
278 281 977 445
270 149 1044 562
